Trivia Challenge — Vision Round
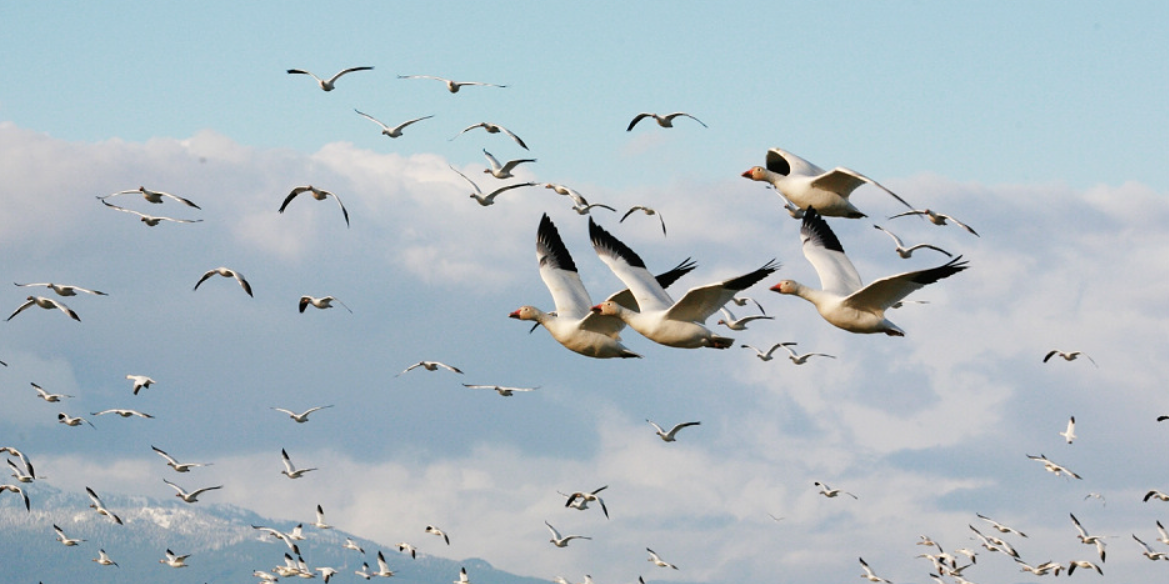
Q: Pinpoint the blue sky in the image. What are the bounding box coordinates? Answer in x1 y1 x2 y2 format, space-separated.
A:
3 2 1169 583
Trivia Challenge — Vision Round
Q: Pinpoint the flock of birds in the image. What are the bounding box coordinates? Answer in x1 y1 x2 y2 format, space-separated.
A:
1 62 1150 584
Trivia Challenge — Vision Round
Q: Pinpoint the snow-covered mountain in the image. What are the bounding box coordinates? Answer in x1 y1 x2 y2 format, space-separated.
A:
0 485 550 584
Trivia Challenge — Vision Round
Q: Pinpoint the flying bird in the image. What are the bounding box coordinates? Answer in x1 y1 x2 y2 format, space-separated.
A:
626 112 707 131
716 307 774 331
397 541 418 559
815 481 858 499
31 382 73 402
1144 489 1169 502
398 361 463 376
858 557 892 583
455 566 471 584
152 446 212 473
481 149 536 179
0 483 29 511
343 538 365 554
193 267 253 297
976 513 1028 538
619 206 667 236
272 405 335 423
740 343 787 361
770 208 968 336
101 186 201 209
126 374 156 395
313 505 332 529
778 342 837 365
98 198 202 225
280 185 349 227
462 384 538 397
730 295 766 314
354 109 434 138
453 122 528 149
91 408 154 419
373 550 396 577
7 296 80 321
449 165 535 206
741 148 914 218
159 548 191 568
53 524 85 546
287 66 373 91
6 459 35 483
93 549 119 567
1043 350 1097 367
58 412 95 428
86 487 123 524
872 225 953 258
398 75 507 93
1060 416 1077 443
646 548 679 570
545 521 591 547
889 208 979 236
589 218 779 348
1133 534 1169 561
299 295 352 313
509 214 697 359
647 419 701 442
564 486 609 518
1027 453 1082 479
14 281 107 296
280 448 317 479
425 524 451 545
163 478 222 503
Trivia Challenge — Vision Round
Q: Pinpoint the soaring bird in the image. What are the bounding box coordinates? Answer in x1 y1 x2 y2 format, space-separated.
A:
449 165 535 206
889 208 979 236
627 112 707 131
778 342 837 365
299 295 352 313
619 206 667 236
462 384 538 397
646 548 679 569
814 481 858 499
280 449 317 479
7 296 80 321
194 267 253 297
93 549 119 567
272 405 335 423
0 483 29 511
545 521 591 547
425 525 451 545
589 219 778 348
1043 350 1097 367
977 513 1028 538
398 75 507 93
98 198 202 226
152 446 212 473
1060 416 1077 444
741 148 914 218
53 524 86 546
163 478 222 503
858 557 892 583
1027 453 1082 479
453 122 528 149
159 548 191 568
313 504 332 529
280 186 349 227
872 225 952 258
398 361 463 376
287 66 373 91
481 149 536 179
646 419 701 442
740 343 787 362
770 209 967 336
14 281 107 296
126 374 156 395
354 109 434 138
86 487 123 524
716 307 774 331
564 486 609 518
31 382 73 402
101 186 201 209
91 408 153 419
58 413 95 428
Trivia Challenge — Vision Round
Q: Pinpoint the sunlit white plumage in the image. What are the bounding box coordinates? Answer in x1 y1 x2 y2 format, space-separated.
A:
889 208 979 236
280 448 317 479
127 374 156 395
453 122 528 149
0 483 29 511
425 524 451 545
299 295 352 313
872 224 952 258
770 209 968 336
7 296 80 321
354 109 433 138
449 165 535 206
163 478 222 503
193 267 253 297
31 382 73 402
481 149 536 179
314 504 333 529
272 405 334 423
343 538 364 554
778 342 837 365
716 307 774 331
86 486 123 524
1027 453 1082 479
287 66 373 91
741 148 914 218
545 520 591 547
14 281 107 296
646 548 678 570
91 408 153 419
815 481 857 499
626 112 707 131
398 75 506 93
152 446 211 473
93 548 118 566
462 383 538 396
858 557 892 583
58 412 95 428
1060 416 1077 443
280 185 349 227
398 361 463 376
647 419 700 442
159 548 191 568
101 186 201 209
98 198 202 225
53 523 85 546
564 486 609 519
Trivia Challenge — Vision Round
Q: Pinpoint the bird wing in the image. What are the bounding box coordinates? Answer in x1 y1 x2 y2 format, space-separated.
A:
328 191 350 227
448 165 482 195
941 213 980 236
325 66 374 84
664 260 779 323
626 113 653 131
589 218 674 312
157 190 201 209
535 214 593 321
496 126 529 149
481 149 502 171
813 167 914 210
498 158 537 173
354 109 390 130
5 298 33 320
392 115 434 132
842 256 968 311
666 112 707 127
286 69 322 81
484 182 536 203
800 208 864 296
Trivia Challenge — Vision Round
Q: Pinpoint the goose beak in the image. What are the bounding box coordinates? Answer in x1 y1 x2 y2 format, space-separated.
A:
740 169 754 179
508 310 521 319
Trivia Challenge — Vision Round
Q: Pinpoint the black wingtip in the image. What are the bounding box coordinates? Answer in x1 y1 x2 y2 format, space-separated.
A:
722 259 782 291
589 218 647 269
800 208 846 254
537 214 578 273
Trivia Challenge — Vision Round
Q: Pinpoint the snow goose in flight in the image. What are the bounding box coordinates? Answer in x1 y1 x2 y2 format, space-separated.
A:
1043 350 1097 367
86 487 123 524
872 225 952 258
462 384 538 397
647 419 700 442
101 186 201 209
53 524 85 546
626 112 707 131
7 296 80 321
397 542 418 559
544 183 617 215
6 459 35 483
163 478 222 503
317 566 340 582
98 198 202 225
343 538 365 554
741 148 914 218
716 307 774 331
619 206 667 236
1027 453 1082 479
741 343 786 361
127 374 156 395
1060 416 1077 444
770 208 968 336
449 165 536 206
354 109 434 138
314 504 332 529
510 214 697 358
272 405 334 423
481 149 536 179
1065 559 1103 576
398 75 507 93
354 561 373 579
152 446 211 472
564 486 609 519
159 548 191 568
646 548 678 569
858 557 892 583
1133 534 1169 561
425 524 451 545
453 122 528 149
93 549 119 567
545 520 591 547
31 382 73 402
0 483 29 511
398 361 463 376
287 66 373 91
280 448 317 479
14 281 107 296
976 513 1028 538
730 295 766 314
194 267 253 297
253 526 301 553
1156 521 1169 545
969 525 1019 559
814 481 857 499
889 208 979 236
589 218 779 348
91 408 154 419
299 295 352 313
455 566 471 584
778 342 836 365
1143 489 1169 502
58 412 95 428
2 448 34 481
280 185 349 227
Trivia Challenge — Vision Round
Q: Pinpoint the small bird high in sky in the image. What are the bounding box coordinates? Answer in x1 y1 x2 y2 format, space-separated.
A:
287 66 373 91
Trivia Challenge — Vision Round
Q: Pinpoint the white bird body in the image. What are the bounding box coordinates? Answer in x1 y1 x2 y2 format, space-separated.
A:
647 548 679 569
976 513 1028 538
193 267 253 297
91 408 153 419
771 209 968 336
7 296 80 321
280 448 317 479
778 342 836 364
152 446 211 472
890 208 979 236
31 382 73 402
354 109 433 138
1027 453 1082 479
163 478 222 503
399 75 506 93
647 419 700 442
102 186 201 209
397 542 418 558
343 538 364 554
272 405 335 423
589 218 778 349
716 307 774 331
627 112 707 131
453 122 528 149
0 483 30 511
872 224 952 258
374 550 396 576
86 487 123 524
741 148 914 218
741 343 786 361
159 548 191 568
1133 534 1169 560
54 524 85 545
58 412 95 428
6 459 35 483
98 198 202 225
450 165 535 206
314 504 332 529
425 525 451 545
398 361 463 376
127 374 156 395
15 281 107 296
564 486 609 518
462 384 538 396
93 549 118 566
545 520 591 547
287 66 373 91
280 185 349 227
1060 416 1077 443
481 149 536 179
815 481 857 499
300 295 352 313
858 557 892 583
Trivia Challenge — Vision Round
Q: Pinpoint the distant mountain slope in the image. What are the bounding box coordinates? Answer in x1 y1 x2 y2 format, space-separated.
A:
0 486 549 584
